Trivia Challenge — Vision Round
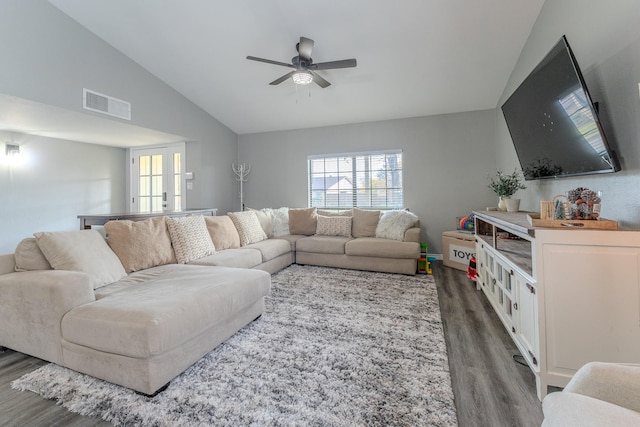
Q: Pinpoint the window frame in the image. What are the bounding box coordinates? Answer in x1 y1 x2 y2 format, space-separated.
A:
308 149 403 210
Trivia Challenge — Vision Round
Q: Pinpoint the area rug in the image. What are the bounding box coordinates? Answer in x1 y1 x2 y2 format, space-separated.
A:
12 265 457 426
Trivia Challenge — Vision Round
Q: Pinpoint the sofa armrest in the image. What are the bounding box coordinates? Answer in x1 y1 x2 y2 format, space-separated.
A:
403 227 421 243
0 270 95 364
0 253 15 275
564 362 640 413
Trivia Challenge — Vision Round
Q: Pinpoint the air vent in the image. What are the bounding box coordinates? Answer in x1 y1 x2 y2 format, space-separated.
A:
83 89 131 120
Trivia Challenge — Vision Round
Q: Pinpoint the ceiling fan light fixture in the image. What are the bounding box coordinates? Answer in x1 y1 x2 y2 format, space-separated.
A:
292 70 313 85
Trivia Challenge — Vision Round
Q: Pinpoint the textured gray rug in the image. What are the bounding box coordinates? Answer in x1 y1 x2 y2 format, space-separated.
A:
12 265 457 426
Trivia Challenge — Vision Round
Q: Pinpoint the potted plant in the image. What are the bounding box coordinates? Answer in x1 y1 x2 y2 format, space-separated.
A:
489 169 526 211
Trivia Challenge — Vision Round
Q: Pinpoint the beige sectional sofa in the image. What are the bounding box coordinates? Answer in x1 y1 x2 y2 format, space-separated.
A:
0 207 420 395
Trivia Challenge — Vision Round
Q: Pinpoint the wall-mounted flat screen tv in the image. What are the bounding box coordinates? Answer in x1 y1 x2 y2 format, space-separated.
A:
502 35 620 180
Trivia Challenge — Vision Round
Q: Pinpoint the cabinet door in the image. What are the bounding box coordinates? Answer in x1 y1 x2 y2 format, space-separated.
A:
515 276 539 370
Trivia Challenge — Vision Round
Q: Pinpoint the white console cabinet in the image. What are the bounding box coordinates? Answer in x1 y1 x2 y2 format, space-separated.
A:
473 211 640 400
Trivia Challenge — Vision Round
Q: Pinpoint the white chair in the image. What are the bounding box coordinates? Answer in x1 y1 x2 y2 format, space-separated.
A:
542 362 640 426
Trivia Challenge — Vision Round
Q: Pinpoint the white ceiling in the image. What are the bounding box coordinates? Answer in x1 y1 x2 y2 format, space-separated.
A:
47 0 545 136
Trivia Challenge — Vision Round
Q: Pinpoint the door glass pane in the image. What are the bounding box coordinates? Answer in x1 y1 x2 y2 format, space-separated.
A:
139 197 150 212
139 156 150 176
152 155 163 174
139 176 150 196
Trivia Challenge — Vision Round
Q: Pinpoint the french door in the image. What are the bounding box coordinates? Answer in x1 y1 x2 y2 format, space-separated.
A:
129 143 185 212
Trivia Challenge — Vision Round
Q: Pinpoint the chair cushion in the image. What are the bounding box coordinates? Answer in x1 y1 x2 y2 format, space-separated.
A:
542 391 640 427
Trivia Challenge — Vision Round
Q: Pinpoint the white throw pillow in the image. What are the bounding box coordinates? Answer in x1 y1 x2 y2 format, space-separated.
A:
166 216 216 263
270 207 290 237
34 230 127 289
228 211 268 246
375 210 419 241
316 215 352 238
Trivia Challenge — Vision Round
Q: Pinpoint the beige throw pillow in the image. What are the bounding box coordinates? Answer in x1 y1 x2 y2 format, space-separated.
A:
34 230 127 289
14 237 52 271
204 216 241 250
316 215 352 238
288 207 318 235
352 208 381 238
104 217 176 273
166 216 216 263
228 211 268 246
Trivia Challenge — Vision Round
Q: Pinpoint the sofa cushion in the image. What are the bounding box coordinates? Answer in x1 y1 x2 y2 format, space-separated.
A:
296 236 352 255
204 216 240 250
14 238 52 271
289 207 318 235
352 208 381 238
188 248 263 269
34 230 127 289
228 211 268 246
166 216 216 263
316 215 352 238
246 239 291 262
346 237 420 259
375 210 419 241
61 265 271 358
104 217 176 273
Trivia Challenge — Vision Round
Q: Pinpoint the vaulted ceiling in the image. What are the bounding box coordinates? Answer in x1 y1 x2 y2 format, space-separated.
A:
49 0 545 135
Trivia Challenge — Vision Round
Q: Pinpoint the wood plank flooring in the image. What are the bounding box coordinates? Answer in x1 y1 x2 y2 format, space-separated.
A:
0 262 544 426
434 261 544 427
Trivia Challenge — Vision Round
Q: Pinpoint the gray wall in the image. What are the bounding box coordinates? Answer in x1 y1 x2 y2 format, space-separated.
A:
238 110 498 254
496 0 640 227
0 1 238 237
0 130 125 253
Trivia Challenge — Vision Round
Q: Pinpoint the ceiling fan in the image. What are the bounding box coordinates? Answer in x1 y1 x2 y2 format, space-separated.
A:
246 36 357 88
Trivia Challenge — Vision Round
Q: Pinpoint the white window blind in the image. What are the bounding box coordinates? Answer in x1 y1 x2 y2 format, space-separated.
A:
308 150 403 209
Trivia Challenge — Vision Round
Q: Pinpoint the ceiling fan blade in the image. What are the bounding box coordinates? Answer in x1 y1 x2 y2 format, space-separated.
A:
269 71 295 85
246 56 294 68
297 37 314 61
311 59 357 70
311 71 331 88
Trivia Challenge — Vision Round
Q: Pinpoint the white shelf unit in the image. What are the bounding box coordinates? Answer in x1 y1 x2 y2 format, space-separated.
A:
473 211 640 400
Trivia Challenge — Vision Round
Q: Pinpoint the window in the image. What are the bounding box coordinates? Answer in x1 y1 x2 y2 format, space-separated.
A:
308 150 403 209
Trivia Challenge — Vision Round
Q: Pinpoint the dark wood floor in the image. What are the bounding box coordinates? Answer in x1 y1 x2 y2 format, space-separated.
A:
0 262 543 426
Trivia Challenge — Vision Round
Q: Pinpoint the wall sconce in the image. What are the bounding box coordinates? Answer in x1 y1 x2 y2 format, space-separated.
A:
5 143 21 157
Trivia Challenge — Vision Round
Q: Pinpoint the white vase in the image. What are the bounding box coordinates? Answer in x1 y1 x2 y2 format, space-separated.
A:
505 198 521 212
498 196 508 212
